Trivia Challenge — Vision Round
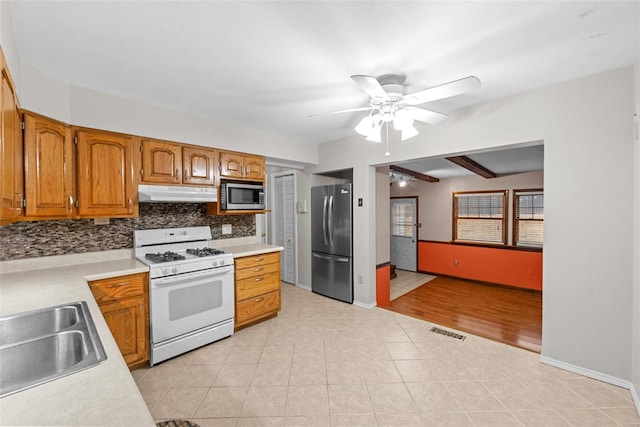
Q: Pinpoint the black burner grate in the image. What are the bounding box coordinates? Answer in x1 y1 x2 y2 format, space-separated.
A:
186 247 225 257
145 251 186 263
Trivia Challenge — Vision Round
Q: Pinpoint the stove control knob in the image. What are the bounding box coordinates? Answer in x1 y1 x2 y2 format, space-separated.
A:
171 267 179 274
220 259 225 266
212 260 218 267
162 268 169 275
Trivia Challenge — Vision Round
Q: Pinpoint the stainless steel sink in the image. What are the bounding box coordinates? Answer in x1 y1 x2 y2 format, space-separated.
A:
0 301 107 397
0 305 80 346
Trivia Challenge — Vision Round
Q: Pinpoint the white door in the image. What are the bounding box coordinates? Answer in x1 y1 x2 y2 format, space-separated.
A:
273 173 296 284
390 198 417 271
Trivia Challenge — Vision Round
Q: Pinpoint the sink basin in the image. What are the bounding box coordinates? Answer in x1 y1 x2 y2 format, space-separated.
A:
0 305 79 346
0 301 107 397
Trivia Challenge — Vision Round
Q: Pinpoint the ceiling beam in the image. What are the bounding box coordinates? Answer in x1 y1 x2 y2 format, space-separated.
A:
445 156 496 179
390 165 439 183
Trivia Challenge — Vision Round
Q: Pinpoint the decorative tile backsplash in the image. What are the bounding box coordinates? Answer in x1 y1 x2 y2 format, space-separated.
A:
0 203 255 261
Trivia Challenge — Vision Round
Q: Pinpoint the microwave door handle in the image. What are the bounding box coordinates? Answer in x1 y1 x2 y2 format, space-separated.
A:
322 195 329 245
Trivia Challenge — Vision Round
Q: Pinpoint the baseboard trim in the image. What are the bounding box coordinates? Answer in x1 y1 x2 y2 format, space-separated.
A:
631 382 640 415
295 283 311 291
353 300 376 310
540 355 631 389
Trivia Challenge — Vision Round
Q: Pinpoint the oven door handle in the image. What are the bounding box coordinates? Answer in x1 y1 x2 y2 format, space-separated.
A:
151 266 234 286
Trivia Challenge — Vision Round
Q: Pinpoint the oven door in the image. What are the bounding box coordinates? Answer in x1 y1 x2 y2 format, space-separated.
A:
150 266 234 344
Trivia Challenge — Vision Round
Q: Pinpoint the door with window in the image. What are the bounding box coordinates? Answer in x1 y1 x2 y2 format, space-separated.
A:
390 198 417 271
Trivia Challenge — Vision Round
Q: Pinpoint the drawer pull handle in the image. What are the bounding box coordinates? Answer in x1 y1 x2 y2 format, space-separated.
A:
109 282 129 287
254 277 264 282
253 257 264 262
254 267 264 272
254 297 264 302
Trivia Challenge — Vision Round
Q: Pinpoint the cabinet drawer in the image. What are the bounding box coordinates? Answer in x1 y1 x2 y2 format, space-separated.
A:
235 261 279 281
236 290 280 327
235 252 280 270
89 273 146 304
236 272 280 301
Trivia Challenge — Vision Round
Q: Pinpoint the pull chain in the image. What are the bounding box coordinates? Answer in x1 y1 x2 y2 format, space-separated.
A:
384 123 390 156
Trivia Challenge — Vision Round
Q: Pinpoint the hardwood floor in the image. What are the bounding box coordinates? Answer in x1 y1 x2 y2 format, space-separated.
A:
386 276 542 353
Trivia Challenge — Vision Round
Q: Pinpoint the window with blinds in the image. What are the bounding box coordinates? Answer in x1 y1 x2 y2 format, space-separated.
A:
391 202 413 237
453 191 508 244
514 189 544 247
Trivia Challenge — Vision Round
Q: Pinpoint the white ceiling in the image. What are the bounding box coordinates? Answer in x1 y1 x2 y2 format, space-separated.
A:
397 145 544 179
8 0 639 151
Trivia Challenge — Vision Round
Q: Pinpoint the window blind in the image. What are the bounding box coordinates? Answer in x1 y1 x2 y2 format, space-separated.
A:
514 190 543 247
453 191 507 244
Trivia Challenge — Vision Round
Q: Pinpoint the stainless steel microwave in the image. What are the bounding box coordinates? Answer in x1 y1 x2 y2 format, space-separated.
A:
220 183 265 210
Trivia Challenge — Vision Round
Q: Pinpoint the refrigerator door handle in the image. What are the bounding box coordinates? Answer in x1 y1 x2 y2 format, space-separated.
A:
322 196 329 246
312 253 349 263
328 195 334 247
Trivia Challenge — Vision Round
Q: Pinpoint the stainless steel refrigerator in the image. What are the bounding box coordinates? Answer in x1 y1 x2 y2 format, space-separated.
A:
311 183 353 303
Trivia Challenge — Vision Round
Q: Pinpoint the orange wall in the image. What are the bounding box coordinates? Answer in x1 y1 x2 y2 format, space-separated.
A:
418 241 542 291
376 264 391 307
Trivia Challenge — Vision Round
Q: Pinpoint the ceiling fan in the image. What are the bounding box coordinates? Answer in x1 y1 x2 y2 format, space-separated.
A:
315 74 481 142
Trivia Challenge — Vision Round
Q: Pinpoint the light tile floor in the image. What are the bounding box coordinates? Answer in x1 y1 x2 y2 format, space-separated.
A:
133 283 640 427
389 269 436 300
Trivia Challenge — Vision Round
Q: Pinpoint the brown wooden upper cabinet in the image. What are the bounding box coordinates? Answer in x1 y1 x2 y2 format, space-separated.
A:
141 138 217 186
0 48 23 225
219 151 265 182
23 113 74 218
76 129 138 218
182 145 217 185
141 138 181 184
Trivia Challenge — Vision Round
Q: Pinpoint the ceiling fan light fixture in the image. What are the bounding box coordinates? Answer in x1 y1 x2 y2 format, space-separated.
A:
401 124 419 141
355 115 374 136
393 109 414 131
365 123 382 143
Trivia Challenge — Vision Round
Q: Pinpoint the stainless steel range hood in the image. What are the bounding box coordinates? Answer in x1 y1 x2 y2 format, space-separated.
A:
138 184 218 203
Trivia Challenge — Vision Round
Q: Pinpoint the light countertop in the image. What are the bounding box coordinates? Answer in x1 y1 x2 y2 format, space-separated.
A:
217 242 283 258
0 243 282 425
0 258 155 427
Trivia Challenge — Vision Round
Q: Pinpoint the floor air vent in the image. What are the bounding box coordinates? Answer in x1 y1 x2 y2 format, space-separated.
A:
430 327 466 341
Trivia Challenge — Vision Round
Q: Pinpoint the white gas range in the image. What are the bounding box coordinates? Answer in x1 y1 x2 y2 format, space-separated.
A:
134 226 234 366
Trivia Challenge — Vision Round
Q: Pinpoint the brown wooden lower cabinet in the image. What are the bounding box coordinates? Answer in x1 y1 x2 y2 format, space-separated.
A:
88 272 149 369
234 252 281 330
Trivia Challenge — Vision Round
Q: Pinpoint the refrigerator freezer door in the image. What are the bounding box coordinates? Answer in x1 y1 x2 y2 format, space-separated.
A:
311 184 352 257
311 252 353 303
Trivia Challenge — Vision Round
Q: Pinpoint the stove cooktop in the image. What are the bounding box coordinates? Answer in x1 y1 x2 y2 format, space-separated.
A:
186 247 226 257
144 251 186 263
140 247 227 265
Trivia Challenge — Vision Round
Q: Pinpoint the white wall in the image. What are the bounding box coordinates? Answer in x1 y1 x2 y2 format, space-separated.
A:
632 60 640 404
0 0 20 96
316 67 635 385
375 166 390 265
8 60 318 165
391 170 543 244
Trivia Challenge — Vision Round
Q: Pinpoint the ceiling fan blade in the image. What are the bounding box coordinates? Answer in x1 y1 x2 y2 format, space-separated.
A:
405 107 448 125
309 106 372 117
351 75 388 100
403 76 481 105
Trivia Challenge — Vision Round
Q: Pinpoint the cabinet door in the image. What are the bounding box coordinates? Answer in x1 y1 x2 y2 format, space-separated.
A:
219 151 245 179
0 52 23 224
141 138 181 184
24 114 74 217
243 155 265 181
76 130 137 217
99 297 148 367
183 146 216 185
